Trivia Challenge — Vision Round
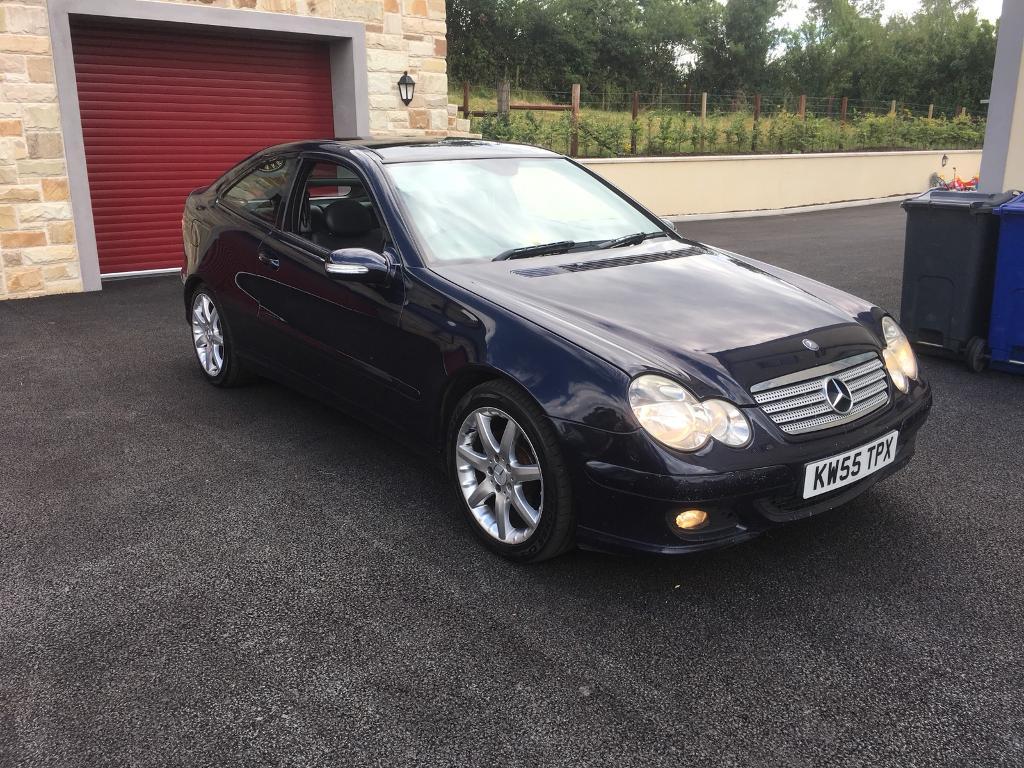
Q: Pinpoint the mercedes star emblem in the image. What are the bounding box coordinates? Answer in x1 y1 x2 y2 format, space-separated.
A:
824 377 854 414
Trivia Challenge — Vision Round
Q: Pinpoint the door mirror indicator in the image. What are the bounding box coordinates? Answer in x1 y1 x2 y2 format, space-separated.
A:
324 248 391 283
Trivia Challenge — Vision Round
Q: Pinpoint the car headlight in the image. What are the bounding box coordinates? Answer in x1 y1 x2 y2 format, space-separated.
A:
628 375 751 451
881 316 918 393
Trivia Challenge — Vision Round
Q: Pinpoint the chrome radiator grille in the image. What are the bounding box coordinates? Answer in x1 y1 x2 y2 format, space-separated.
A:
751 352 890 435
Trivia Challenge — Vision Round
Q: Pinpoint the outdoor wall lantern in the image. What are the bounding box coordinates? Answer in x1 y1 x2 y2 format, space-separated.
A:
398 72 416 106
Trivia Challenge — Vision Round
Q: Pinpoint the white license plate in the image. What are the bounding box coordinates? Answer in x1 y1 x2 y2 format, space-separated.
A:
802 430 899 499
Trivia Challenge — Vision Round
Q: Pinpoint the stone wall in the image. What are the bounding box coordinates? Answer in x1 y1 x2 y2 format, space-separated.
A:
0 0 468 299
1 2 77 298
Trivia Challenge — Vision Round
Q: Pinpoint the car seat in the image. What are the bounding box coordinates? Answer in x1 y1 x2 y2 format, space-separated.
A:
313 199 382 253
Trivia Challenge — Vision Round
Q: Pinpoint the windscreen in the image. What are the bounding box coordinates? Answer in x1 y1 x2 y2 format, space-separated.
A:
384 157 658 263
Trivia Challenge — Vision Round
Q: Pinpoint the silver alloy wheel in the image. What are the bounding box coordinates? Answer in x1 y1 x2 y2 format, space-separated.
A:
191 292 224 377
455 407 544 545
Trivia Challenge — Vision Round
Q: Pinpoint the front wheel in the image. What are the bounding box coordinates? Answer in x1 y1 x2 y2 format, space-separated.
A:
449 381 575 562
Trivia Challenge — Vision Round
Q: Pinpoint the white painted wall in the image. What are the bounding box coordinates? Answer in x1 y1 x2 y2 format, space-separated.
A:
582 150 982 217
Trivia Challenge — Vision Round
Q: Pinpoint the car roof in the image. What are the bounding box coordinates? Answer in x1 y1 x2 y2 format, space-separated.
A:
259 138 563 164
348 139 561 163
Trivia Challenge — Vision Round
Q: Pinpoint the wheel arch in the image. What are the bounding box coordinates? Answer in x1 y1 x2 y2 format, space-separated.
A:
436 365 543 458
183 274 204 323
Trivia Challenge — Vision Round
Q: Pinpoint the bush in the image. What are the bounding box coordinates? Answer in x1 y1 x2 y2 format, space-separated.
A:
724 115 749 152
470 108 985 158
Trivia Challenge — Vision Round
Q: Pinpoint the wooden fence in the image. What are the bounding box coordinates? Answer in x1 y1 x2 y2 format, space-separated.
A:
460 81 968 158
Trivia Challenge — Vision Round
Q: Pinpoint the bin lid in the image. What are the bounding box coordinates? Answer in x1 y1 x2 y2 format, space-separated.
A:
995 191 1024 216
901 189 1018 213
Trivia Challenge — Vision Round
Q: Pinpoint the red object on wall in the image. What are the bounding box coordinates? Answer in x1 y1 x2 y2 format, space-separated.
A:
70 19 336 274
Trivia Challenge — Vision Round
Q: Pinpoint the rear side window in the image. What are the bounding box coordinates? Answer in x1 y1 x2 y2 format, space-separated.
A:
221 157 297 224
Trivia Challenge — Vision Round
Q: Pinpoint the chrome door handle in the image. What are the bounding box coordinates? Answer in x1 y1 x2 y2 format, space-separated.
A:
257 250 279 269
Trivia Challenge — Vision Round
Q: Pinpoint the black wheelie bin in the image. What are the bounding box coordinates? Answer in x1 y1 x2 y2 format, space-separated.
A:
899 189 1017 371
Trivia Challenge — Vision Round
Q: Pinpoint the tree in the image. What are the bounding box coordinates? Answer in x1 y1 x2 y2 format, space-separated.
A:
447 0 700 93
775 0 997 110
687 0 785 92
882 0 998 110
447 0 998 112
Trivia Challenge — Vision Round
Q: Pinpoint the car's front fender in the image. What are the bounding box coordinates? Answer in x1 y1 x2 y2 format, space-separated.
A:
409 269 638 437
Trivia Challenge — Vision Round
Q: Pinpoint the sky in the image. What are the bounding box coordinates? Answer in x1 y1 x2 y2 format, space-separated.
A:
778 0 1003 27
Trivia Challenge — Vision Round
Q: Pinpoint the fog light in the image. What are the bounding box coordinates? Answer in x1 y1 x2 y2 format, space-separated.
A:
675 509 708 531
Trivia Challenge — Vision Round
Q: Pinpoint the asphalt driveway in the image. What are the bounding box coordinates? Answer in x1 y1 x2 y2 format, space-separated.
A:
1 202 1022 767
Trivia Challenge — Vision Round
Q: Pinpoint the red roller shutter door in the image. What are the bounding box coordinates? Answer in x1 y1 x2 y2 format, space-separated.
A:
70 20 337 275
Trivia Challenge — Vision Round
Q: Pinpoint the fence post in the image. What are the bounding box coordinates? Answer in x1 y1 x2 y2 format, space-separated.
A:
462 81 470 118
840 96 848 125
890 100 898 148
497 80 510 118
570 83 581 157
631 91 639 155
928 103 934 119
798 94 806 120
751 93 761 152
700 92 708 152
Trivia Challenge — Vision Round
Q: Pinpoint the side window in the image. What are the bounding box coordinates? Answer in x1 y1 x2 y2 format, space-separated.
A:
307 161 360 201
221 156 297 225
291 160 384 253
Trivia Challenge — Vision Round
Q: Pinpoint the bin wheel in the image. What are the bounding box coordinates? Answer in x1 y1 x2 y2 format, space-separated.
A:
965 336 988 373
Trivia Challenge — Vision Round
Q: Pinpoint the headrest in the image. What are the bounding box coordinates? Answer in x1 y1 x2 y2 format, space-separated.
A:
324 199 374 236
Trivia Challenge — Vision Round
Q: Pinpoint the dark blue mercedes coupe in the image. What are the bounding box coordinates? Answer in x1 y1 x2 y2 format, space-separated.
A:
181 139 932 561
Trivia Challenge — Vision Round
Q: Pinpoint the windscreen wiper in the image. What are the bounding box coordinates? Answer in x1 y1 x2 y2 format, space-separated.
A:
493 240 576 261
594 231 669 250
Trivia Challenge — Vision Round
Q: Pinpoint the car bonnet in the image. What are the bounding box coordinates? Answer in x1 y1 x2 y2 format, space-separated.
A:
429 241 883 404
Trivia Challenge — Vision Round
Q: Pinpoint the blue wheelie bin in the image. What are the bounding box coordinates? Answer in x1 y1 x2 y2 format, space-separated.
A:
988 192 1024 374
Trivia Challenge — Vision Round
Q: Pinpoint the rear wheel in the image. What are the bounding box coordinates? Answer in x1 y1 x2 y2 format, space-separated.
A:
189 286 251 387
965 336 987 373
449 380 575 562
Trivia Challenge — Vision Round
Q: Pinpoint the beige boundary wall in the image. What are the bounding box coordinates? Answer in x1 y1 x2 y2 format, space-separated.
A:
582 149 983 217
1 0 470 300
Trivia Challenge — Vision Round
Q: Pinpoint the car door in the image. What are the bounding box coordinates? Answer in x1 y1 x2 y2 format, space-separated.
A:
213 154 301 364
252 154 416 422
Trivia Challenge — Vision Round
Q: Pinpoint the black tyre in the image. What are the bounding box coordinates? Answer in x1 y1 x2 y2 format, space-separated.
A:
965 336 987 373
448 380 575 562
188 285 252 388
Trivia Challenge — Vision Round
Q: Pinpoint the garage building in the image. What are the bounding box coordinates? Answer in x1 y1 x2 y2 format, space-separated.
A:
0 0 468 299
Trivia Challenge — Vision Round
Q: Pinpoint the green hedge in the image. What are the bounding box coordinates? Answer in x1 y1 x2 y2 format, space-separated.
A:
472 109 986 158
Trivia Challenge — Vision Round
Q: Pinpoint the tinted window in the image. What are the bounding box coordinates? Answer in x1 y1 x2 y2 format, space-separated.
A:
222 157 297 224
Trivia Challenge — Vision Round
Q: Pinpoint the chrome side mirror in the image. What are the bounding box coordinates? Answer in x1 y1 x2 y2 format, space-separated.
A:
324 248 392 284
660 217 678 232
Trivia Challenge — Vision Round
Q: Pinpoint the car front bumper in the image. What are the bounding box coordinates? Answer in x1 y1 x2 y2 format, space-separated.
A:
553 381 933 555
